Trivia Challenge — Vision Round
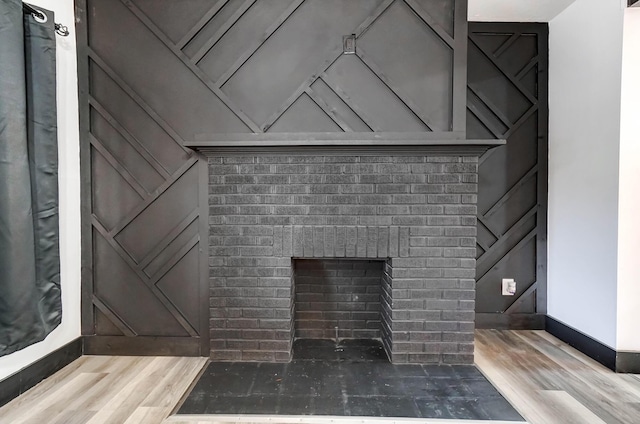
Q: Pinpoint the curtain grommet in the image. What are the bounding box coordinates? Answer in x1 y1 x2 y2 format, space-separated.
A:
32 10 47 24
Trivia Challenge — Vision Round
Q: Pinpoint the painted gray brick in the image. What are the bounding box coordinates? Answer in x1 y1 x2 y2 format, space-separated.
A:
210 165 239 175
378 227 389 258
399 227 410 257
409 247 444 257
358 194 391 205
409 237 427 247
308 164 342 174
410 164 444 173
443 247 477 258
313 226 324 257
292 215 326 225
209 153 479 364
241 184 272 194
360 174 393 184
376 184 410 194
323 226 335 258
303 226 314 257
393 174 425 183
324 156 358 164
411 184 445 194
461 194 478 204
288 156 323 164
444 205 477 215
222 157 254 164
290 174 322 184
327 216 358 226
258 216 291 225
345 227 357 257
393 216 426 226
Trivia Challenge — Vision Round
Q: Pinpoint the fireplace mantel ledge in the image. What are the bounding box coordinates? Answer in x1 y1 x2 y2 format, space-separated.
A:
186 132 505 156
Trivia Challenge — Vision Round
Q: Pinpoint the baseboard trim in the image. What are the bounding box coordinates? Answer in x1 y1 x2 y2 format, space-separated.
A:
476 313 545 330
615 351 640 374
0 338 82 408
546 316 620 371
83 336 202 356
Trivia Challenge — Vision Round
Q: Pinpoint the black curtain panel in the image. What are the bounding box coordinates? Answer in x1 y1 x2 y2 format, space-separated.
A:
0 0 61 356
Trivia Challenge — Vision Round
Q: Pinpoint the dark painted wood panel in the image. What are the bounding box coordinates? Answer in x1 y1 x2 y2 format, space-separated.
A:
475 313 545 330
130 0 216 44
468 23 548 324
89 60 191 174
90 147 143 231
83 336 202 356
114 164 199 262
181 0 253 60
323 55 430 132
80 0 212 352
358 0 453 131
220 0 386 128
88 0 252 138
198 0 299 82
93 229 193 337
268 93 344 133
89 109 166 194
308 79 372 132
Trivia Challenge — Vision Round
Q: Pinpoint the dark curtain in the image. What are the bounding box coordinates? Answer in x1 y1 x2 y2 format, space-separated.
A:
0 0 61 356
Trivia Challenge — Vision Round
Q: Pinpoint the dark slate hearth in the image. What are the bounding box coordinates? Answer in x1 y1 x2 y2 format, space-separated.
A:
178 340 523 421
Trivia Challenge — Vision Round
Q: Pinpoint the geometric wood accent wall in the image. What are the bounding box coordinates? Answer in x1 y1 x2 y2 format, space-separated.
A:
88 0 466 139
78 0 470 356
76 0 547 355
467 23 548 328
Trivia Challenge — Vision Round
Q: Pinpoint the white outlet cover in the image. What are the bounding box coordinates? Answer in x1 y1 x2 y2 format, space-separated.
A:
502 278 516 296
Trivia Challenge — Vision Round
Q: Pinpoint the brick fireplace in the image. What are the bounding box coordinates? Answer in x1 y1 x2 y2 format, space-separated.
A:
179 0 504 366
206 153 478 364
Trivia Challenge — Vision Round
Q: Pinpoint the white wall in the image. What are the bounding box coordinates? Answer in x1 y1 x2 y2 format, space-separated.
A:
468 0 576 22
547 0 624 349
0 0 81 381
616 7 640 352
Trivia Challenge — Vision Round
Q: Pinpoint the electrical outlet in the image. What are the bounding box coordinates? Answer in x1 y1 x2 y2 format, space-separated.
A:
502 278 516 296
343 34 356 54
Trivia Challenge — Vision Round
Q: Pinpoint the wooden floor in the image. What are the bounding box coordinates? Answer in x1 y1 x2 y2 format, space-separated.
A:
476 330 640 424
0 330 639 424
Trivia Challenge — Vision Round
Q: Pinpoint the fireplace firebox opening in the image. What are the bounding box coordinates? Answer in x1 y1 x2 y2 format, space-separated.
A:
293 259 391 360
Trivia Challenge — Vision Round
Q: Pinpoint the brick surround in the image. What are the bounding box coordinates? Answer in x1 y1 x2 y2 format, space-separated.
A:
209 154 478 364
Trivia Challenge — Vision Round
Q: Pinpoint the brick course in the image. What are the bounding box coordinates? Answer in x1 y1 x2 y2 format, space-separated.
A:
209 155 477 364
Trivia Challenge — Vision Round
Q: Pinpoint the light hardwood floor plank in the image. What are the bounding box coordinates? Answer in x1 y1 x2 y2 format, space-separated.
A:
475 330 640 424
0 356 206 424
1 332 639 424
